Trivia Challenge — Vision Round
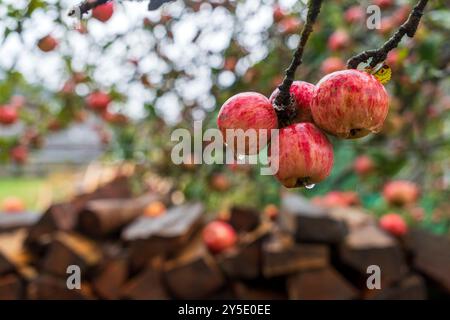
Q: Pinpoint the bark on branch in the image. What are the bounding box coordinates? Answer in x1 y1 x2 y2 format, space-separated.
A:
347 0 429 69
273 0 323 121
68 0 110 18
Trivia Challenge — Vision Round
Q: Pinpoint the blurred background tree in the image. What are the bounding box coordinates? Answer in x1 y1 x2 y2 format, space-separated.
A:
0 0 448 233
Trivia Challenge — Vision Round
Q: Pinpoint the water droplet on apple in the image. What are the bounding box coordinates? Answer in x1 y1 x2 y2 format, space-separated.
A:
305 184 315 189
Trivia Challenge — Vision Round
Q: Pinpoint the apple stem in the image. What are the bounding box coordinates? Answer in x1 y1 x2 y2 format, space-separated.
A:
68 0 111 17
273 0 323 114
346 0 429 69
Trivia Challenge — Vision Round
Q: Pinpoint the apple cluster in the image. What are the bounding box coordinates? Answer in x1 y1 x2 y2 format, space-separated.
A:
217 69 389 188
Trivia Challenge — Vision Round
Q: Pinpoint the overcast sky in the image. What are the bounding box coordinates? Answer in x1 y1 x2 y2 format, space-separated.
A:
0 0 301 123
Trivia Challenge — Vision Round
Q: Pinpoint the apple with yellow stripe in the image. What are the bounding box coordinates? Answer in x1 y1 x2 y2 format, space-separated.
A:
311 69 389 139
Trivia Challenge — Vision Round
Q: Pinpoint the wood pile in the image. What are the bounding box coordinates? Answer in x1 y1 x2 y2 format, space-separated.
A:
0 180 449 300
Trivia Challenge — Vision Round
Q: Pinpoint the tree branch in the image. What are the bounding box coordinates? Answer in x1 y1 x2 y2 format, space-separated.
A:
273 0 323 116
68 0 110 18
347 0 429 69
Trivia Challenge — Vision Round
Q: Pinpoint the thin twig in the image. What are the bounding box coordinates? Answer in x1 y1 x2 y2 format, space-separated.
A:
273 0 323 114
68 0 110 17
347 0 429 69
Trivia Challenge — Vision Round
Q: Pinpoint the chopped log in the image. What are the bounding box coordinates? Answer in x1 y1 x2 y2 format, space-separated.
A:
164 234 225 299
26 176 132 250
27 274 95 300
92 256 128 299
229 207 260 232
232 282 287 300
364 274 427 300
26 202 79 251
0 274 23 300
123 202 204 270
262 231 329 278
79 193 160 237
328 207 375 230
74 175 133 204
287 267 358 300
404 228 450 292
121 267 169 299
41 232 102 278
217 222 270 280
0 229 32 275
0 212 40 233
279 193 347 243
339 224 408 286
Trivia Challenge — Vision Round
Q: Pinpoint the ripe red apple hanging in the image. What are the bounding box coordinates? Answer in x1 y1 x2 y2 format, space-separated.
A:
0 105 18 125
86 91 111 111
217 92 278 155
311 69 389 139
269 81 315 123
92 2 114 22
269 122 334 188
37 35 58 52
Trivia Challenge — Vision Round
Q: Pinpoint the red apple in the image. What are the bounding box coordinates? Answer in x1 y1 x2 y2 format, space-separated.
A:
353 155 375 176
269 81 315 123
379 213 407 236
383 180 420 206
202 221 237 254
279 17 301 34
10 145 28 164
92 2 114 22
224 57 238 72
210 173 231 192
327 29 350 51
1 197 25 213
312 191 359 208
263 204 279 220
345 5 365 24
320 57 345 75
10 95 26 109
37 35 58 52
311 69 389 139
0 105 18 125
270 123 334 188
379 17 395 35
273 5 285 22
86 91 111 111
217 92 278 155
374 0 394 9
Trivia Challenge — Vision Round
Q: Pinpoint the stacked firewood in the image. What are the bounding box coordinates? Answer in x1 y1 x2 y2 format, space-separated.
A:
0 177 449 300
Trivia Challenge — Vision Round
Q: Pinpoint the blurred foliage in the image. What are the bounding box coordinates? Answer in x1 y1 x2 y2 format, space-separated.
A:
0 0 448 233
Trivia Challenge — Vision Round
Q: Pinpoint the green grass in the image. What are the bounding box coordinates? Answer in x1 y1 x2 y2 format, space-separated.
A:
0 177 46 211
